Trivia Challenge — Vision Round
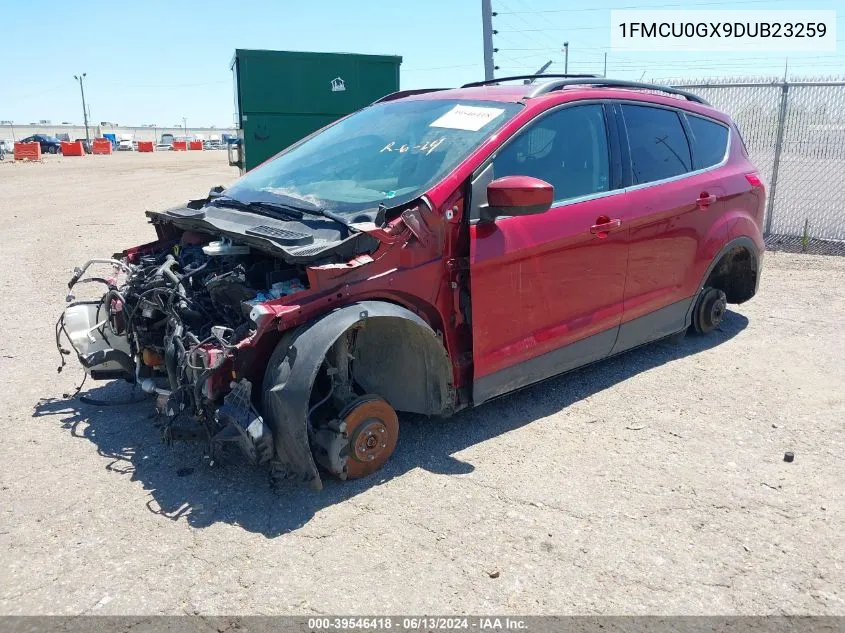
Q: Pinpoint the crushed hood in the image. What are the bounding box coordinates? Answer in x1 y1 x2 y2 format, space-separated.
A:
147 205 379 264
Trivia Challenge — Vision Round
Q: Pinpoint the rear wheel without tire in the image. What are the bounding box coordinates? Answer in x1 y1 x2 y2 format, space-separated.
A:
692 287 727 334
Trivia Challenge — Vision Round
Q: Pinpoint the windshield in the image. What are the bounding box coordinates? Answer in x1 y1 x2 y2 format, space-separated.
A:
224 99 522 221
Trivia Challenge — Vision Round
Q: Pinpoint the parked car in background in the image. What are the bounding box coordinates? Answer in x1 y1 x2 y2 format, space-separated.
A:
57 77 765 488
156 133 174 151
20 134 62 154
116 135 134 151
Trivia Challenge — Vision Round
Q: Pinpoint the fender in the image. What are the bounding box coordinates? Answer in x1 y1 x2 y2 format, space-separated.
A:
262 300 451 489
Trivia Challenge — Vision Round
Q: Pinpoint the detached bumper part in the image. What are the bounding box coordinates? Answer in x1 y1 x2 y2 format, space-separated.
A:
61 302 133 379
80 348 136 382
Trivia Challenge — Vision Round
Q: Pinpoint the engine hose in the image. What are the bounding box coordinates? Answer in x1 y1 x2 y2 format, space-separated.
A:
164 322 183 390
193 366 216 414
157 255 186 298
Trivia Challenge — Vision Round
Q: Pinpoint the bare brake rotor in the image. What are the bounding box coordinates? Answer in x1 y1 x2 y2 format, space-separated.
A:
339 395 399 479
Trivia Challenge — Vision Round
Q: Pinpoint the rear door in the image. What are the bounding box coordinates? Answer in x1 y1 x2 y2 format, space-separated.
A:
612 102 730 352
469 102 629 404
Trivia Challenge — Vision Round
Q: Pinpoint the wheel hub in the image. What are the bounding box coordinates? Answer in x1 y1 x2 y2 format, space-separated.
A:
340 396 398 479
351 419 388 461
695 287 728 334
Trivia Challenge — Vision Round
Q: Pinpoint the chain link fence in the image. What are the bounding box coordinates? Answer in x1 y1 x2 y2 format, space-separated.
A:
667 77 845 256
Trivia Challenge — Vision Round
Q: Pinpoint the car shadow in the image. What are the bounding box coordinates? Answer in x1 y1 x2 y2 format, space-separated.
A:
33 311 747 537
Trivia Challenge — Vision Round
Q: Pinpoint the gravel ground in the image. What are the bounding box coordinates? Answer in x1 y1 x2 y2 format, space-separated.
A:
0 152 843 615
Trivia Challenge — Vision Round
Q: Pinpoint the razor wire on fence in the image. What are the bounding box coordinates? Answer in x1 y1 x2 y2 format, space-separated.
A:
667 76 845 256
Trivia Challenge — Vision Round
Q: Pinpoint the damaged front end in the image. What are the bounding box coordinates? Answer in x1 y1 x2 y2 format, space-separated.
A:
56 188 457 490
55 232 308 468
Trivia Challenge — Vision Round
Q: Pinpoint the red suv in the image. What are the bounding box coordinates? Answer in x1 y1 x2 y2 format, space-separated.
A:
59 76 764 489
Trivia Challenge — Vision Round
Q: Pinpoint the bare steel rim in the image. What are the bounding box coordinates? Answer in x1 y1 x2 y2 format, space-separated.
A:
694 287 728 334
340 395 399 479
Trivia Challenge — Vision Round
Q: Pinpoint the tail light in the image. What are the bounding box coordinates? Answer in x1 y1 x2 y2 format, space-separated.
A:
745 173 764 188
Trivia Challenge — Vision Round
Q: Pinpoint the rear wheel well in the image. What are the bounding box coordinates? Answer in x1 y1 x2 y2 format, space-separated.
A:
705 245 758 304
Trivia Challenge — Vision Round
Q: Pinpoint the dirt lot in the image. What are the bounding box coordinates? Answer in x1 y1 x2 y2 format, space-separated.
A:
0 152 843 615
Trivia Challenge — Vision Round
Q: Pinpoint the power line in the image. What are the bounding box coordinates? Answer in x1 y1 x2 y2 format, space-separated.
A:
497 0 797 13
499 11 843 32
120 80 230 89
499 0 562 48
404 63 481 71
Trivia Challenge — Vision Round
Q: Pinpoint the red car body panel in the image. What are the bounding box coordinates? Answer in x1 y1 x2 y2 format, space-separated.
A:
224 85 764 401
427 87 761 394
469 193 629 378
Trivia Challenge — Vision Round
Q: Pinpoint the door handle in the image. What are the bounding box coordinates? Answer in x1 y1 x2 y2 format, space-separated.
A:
697 193 718 208
590 218 621 235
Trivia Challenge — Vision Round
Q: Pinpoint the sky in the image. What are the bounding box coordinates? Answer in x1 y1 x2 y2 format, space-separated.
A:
1 0 842 127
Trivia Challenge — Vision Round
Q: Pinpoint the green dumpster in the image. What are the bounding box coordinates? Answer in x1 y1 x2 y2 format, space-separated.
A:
230 49 402 172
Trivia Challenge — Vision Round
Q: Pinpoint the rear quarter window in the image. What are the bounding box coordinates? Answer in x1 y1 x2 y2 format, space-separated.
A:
686 114 730 169
621 104 692 184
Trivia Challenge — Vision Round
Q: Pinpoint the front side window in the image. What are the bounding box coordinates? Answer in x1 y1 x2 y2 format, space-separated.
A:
491 104 610 203
224 99 522 222
686 114 729 169
622 104 692 184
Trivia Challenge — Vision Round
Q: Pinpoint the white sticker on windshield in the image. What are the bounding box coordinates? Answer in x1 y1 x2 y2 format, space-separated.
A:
429 105 506 131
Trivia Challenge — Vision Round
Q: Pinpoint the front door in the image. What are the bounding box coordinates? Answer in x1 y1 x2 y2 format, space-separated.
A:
469 103 629 404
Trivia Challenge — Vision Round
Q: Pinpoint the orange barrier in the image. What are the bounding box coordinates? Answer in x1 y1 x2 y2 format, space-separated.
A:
14 142 41 161
137 141 154 152
188 140 203 151
60 141 85 156
172 140 187 151
92 139 112 154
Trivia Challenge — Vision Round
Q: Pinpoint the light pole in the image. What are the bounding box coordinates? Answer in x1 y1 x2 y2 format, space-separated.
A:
563 42 569 74
73 73 90 144
182 117 188 141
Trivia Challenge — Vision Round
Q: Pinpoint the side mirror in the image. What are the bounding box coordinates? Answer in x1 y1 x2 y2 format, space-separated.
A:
480 175 554 223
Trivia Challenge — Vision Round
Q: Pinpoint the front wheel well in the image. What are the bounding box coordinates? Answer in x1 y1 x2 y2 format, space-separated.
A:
341 315 454 416
705 244 758 304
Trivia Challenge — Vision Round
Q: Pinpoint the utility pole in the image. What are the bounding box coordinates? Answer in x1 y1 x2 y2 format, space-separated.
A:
563 42 569 74
603 52 607 77
182 117 188 140
481 0 495 81
73 73 90 144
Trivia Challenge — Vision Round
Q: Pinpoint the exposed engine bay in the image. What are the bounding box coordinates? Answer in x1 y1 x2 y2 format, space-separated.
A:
56 232 307 467
55 195 456 489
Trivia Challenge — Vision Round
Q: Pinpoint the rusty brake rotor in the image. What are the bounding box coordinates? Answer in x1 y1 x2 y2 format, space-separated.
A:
339 395 399 479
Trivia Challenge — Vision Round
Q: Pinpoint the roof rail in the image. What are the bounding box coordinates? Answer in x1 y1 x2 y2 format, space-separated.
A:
461 74 599 88
373 88 449 104
525 78 709 105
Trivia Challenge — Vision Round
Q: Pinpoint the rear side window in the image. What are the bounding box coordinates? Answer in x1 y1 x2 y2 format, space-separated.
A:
621 104 691 184
686 115 729 169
